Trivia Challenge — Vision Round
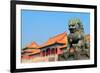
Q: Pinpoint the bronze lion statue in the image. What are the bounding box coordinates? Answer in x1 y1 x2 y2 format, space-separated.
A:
58 18 90 61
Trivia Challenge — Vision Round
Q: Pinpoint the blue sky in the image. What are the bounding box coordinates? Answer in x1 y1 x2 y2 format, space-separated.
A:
21 10 90 48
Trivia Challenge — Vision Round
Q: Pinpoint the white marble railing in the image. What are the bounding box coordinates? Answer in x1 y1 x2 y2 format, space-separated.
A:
22 54 58 63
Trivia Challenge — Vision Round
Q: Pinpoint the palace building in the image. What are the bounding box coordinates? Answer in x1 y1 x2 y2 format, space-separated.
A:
21 32 67 63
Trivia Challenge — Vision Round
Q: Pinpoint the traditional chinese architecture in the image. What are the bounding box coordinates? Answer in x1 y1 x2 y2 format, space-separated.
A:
21 42 40 62
21 32 68 62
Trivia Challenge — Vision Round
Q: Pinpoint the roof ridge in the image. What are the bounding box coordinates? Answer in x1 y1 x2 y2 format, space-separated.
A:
31 41 39 46
42 32 67 46
57 32 67 42
26 41 39 48
49 31 66 40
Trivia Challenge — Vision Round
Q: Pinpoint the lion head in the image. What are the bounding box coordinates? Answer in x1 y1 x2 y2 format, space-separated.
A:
68 18 83 33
